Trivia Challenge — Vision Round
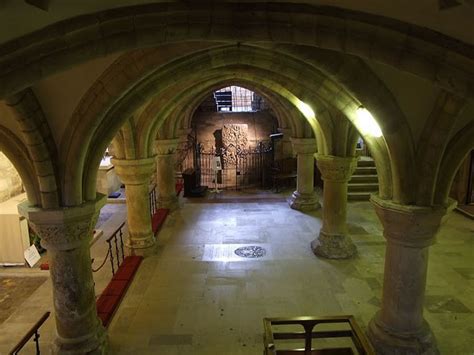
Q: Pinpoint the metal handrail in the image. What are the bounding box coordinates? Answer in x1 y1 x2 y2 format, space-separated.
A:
91 221 126 275
9 311 50 354
263 315 375 355
149 186 157 216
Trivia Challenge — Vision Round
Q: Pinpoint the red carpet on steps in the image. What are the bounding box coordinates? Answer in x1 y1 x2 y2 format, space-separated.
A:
96 255 143 327
152 208 169 234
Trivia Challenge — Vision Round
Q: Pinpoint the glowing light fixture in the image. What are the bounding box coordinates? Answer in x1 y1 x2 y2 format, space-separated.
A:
356 106 382 138
295 99 316 120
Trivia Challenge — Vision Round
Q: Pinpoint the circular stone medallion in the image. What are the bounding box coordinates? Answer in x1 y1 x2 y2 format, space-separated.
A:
234 245 266 258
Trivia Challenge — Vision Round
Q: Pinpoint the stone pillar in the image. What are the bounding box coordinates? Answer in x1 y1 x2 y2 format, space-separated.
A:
155 139 180 211
18 196 108 354
112 157 155 250
367 195 451 354
311 154 357 259
289 138 320 211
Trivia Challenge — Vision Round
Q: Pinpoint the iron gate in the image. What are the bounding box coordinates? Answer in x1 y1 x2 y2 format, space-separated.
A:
196 142 273 190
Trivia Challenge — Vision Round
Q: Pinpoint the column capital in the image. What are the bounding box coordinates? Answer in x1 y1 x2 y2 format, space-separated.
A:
290 137 317 154
370 195 455 248
18 194 106 251
112 157 155 185
316 154 357 182
155 138 180 155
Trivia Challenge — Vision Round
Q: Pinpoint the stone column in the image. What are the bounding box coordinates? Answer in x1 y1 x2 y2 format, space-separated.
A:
18 196 108 354
155 139 180 211
367 195 451 354
112 157 155 250
311 154 357 259
288 138 320 211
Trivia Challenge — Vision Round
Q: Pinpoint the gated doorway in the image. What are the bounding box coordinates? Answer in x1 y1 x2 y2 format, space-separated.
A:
196 141 273 190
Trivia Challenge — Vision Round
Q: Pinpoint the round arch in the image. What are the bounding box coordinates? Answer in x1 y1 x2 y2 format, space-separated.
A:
67 45 402 205
0 127 41 205
0 3 471 100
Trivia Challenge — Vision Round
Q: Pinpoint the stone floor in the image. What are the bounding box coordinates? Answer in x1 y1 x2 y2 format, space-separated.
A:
0 196 473 354
0 275 47 324
108 199 474 354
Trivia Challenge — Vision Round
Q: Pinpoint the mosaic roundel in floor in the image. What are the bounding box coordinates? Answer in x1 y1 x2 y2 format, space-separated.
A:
234 245 266 258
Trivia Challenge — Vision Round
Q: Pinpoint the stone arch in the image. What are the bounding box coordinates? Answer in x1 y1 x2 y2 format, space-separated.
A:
80 63 340 204
4 89 60 208
68 44 404 205
177 82 313 144
142 79 312 150
0 126 41 205
415 91 467 205
435 120 474 204
0 3 472 99
164 82 303 141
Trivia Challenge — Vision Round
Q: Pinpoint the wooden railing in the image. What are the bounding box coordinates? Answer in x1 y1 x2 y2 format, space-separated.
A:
9 311 50 354
263 315 375 355
92 221 126 275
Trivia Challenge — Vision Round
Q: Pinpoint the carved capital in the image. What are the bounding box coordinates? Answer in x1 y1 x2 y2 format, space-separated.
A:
155 138 180 156
371 195 455 248
290 137 317 154
316 154 357 182
112 157 155 185
18 195 106 251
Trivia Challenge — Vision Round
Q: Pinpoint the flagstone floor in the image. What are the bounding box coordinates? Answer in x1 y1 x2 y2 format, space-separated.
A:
0 198 473 354
109 200 474 354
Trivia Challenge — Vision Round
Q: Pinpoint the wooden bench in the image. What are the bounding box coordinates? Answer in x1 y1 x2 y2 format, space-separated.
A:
263 316 375 355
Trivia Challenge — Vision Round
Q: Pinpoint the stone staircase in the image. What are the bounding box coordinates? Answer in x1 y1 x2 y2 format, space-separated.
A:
348 158 378 201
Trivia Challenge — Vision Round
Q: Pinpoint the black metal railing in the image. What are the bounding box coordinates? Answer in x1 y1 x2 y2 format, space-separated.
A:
149 185 157 216
92 221 126 275
9 311 50 354
263 315 375 355
196 141 273 190
175 134 196 174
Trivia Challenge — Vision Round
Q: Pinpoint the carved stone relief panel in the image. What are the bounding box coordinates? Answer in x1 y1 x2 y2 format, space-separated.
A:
222 124 249 167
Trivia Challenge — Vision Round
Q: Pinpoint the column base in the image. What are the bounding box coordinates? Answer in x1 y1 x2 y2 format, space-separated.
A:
157 196 179 211
125 233 155 250
289 191 320 211
367 312 439 355
311 231 357 259
53 319 108 354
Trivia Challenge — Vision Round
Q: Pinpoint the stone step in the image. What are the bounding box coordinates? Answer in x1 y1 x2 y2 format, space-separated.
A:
349 174 378 183
348 183 379 192
354 166 377 175
357 158 376 167
348 191 372 201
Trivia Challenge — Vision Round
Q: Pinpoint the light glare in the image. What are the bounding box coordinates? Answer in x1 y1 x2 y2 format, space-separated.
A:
356 107 382 138
296 100 315 120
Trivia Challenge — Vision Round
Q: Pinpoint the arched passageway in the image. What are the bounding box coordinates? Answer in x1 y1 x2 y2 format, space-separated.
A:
0 3 473 354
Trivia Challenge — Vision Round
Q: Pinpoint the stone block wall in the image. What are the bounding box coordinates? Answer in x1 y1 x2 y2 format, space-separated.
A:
192 111 277 151
0 152 23 202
